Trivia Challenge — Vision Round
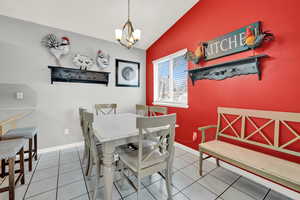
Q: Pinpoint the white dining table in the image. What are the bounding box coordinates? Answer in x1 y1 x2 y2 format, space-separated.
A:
93 113 176 200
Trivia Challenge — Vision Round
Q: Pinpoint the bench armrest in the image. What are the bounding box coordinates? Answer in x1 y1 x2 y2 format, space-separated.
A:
197 125 217 143
198 125 217 131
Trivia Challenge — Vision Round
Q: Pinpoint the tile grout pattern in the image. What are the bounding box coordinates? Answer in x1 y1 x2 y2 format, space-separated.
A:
0 145 294 200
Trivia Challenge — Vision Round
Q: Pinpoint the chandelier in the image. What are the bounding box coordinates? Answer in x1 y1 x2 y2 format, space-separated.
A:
115 0 141 49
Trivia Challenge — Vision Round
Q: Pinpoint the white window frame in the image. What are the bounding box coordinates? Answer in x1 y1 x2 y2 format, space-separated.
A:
152 49 188 108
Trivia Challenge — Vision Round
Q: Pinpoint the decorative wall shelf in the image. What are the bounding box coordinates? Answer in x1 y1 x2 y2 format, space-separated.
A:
48 66 110 86
187 54 269 85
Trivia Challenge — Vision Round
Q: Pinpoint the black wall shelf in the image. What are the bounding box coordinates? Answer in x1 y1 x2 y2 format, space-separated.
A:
48 66 110 86
187 54 269 85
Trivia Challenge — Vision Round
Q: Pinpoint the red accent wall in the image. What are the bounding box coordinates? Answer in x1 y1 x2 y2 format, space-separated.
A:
146 0 300 163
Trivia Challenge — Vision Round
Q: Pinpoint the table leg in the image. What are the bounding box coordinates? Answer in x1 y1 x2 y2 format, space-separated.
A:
169 146 175 184
102 143 115 200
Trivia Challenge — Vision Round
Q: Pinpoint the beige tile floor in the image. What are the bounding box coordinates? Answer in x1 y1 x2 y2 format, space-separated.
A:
0 146 294 200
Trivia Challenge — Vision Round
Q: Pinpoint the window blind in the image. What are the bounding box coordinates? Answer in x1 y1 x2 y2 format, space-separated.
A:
173 55 188 104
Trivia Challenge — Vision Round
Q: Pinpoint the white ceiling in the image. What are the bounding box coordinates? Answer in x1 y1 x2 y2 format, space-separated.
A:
0 0 198 49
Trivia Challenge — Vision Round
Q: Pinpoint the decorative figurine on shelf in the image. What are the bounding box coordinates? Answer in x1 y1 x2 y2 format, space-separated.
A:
72 54 95 70
41 34 71 66
184 42 207 65
96 50 110 69
244 26 274 55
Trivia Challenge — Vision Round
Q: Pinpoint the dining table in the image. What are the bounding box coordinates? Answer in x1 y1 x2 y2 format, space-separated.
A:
93 113 177 200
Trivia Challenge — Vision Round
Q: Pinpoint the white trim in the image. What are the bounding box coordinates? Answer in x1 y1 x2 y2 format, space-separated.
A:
153 102 189 108
38 141 84 154
169 58 174 101
152 49 187 65
174 142 300 200
152 48 188 107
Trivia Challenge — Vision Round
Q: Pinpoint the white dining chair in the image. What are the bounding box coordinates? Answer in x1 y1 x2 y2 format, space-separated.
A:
136 104 148 116
95 104 117 115
118 114 176 200
148 106 168 153
80 109 105 178
149 106 168 116
79 108 89 164
82 111 103 200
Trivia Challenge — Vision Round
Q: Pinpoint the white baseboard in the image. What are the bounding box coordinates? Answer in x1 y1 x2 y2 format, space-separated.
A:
174 142 300 200
38 142 84 154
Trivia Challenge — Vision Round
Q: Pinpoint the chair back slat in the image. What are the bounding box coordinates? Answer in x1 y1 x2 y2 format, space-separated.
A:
149 106 167 116
95 104 117 115
82 111 101 164
136 104 148 116
79 107 87 134
136 114 176 169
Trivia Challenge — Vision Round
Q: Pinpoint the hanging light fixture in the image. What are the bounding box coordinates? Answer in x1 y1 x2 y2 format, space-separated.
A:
115 0 141 49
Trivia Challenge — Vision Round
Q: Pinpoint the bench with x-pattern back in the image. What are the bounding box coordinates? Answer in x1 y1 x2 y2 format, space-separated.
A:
198 107 300 193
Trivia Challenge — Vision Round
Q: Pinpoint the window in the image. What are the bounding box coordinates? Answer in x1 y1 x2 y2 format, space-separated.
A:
153 49 188 108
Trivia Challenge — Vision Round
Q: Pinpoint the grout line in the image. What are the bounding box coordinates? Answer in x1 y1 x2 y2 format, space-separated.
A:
215 176 241 199
262 189 271 200
172 161 213 192
144 184 160 200
22 155 41 200
171 160 234 199
197 170 232 198
195 166 228 193
139 173 165 200
77 147 91 200
209 168 270 200
173 173 199 192
55 150 61 200
113 181 124 200
116 169 141 199
179 191 192 200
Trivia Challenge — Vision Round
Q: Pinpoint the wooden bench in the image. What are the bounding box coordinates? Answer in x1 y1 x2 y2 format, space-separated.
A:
198 107 300 193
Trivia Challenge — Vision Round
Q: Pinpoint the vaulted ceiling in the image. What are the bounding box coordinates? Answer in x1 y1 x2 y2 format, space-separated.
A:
0 0 199 49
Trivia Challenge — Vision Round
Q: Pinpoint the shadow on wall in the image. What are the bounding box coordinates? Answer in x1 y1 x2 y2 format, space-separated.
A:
0 83 37 108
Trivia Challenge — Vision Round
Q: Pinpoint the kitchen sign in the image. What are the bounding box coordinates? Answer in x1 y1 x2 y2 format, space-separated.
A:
204 21 261 61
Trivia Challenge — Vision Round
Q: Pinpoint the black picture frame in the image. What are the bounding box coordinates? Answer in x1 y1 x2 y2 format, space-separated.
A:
116 59 140 87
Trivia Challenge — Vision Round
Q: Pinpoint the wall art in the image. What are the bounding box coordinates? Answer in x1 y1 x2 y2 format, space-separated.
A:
41 33 71 66
203 22 261 61
72 54 94 70
185 42 207 64
115 59 140 87
244 26 274 55
96 50 110 69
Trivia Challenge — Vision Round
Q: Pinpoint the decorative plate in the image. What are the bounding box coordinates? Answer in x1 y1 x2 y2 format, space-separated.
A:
73 54 94 70
96 50 110 69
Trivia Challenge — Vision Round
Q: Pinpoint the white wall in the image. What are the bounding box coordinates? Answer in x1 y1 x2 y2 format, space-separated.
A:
0 15 146 148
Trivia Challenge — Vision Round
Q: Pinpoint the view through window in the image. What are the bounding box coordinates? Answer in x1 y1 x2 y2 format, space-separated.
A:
153 49 188 108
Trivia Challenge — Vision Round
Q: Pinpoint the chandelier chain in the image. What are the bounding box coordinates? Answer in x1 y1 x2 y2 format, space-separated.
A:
128 0 130 20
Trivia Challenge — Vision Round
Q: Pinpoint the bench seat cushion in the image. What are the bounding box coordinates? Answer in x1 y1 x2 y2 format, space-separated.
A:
200 140 300 192
0 139 26 160
2 127 38 139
